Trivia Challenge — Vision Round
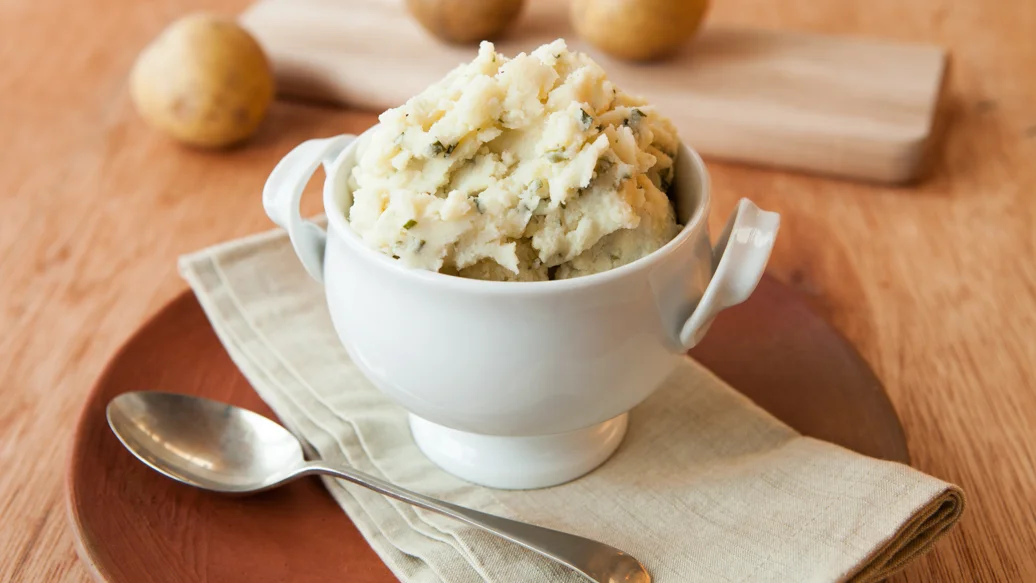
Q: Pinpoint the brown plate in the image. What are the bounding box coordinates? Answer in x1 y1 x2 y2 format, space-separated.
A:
66 276 908 582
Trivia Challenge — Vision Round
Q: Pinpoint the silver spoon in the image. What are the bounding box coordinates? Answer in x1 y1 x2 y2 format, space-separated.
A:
107 391 650 583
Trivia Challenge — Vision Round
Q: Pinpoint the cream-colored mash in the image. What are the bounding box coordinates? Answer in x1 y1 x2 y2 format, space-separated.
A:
347 39 681 281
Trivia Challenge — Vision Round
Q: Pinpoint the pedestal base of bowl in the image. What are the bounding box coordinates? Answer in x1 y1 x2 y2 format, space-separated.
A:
408 412 629 489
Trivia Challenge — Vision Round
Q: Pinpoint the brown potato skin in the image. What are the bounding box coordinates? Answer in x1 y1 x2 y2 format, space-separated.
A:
130 14 275 148
571 0 710 62
406 0 525 45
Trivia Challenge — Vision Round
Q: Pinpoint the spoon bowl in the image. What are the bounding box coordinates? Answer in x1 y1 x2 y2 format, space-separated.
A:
106 391 651 583
108 391 304 493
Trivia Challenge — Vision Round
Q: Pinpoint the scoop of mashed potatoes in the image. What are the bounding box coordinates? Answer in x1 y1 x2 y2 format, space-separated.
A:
347 39 680 281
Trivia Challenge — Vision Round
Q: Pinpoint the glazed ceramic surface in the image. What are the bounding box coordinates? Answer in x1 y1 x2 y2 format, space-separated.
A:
263 129 779 488
66 283 908 582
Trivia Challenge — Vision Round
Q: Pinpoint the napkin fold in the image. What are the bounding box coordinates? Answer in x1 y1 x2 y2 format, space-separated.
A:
179 228 963 583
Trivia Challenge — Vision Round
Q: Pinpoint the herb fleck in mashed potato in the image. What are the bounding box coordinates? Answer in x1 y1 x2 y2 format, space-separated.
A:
347 39 681 281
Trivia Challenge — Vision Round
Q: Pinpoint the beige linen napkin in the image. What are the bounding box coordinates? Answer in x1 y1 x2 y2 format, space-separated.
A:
179 228 963 583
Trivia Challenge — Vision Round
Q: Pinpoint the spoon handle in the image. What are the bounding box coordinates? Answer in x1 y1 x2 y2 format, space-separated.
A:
299 461 624 583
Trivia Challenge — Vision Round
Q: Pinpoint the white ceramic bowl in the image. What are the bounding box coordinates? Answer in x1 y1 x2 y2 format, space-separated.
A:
264 129 779 489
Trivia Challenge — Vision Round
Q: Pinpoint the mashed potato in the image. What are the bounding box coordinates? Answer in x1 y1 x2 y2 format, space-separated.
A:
347 39 681 281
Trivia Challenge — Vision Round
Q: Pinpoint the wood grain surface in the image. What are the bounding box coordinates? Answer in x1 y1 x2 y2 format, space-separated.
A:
65 277 907 582
0 0 1033 581
240 0 947 184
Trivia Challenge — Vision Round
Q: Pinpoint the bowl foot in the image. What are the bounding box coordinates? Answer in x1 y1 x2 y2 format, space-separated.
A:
408 413 628 489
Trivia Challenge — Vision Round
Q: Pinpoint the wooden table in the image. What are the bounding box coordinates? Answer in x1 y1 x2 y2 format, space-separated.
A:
1 0 1033 580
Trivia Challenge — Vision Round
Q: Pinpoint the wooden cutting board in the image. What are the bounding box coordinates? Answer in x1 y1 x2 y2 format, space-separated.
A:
240 0 947 184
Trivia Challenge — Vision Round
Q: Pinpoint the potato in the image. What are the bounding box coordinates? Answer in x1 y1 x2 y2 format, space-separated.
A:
406 0 525 45
130 14 274 148
571 0 710 62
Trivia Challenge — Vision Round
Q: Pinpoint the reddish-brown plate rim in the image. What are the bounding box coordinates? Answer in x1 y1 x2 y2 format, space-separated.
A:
65 275 908 582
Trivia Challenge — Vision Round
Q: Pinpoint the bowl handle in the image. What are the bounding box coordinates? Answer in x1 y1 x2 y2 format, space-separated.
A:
679 198 780 349
262 134 355 283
